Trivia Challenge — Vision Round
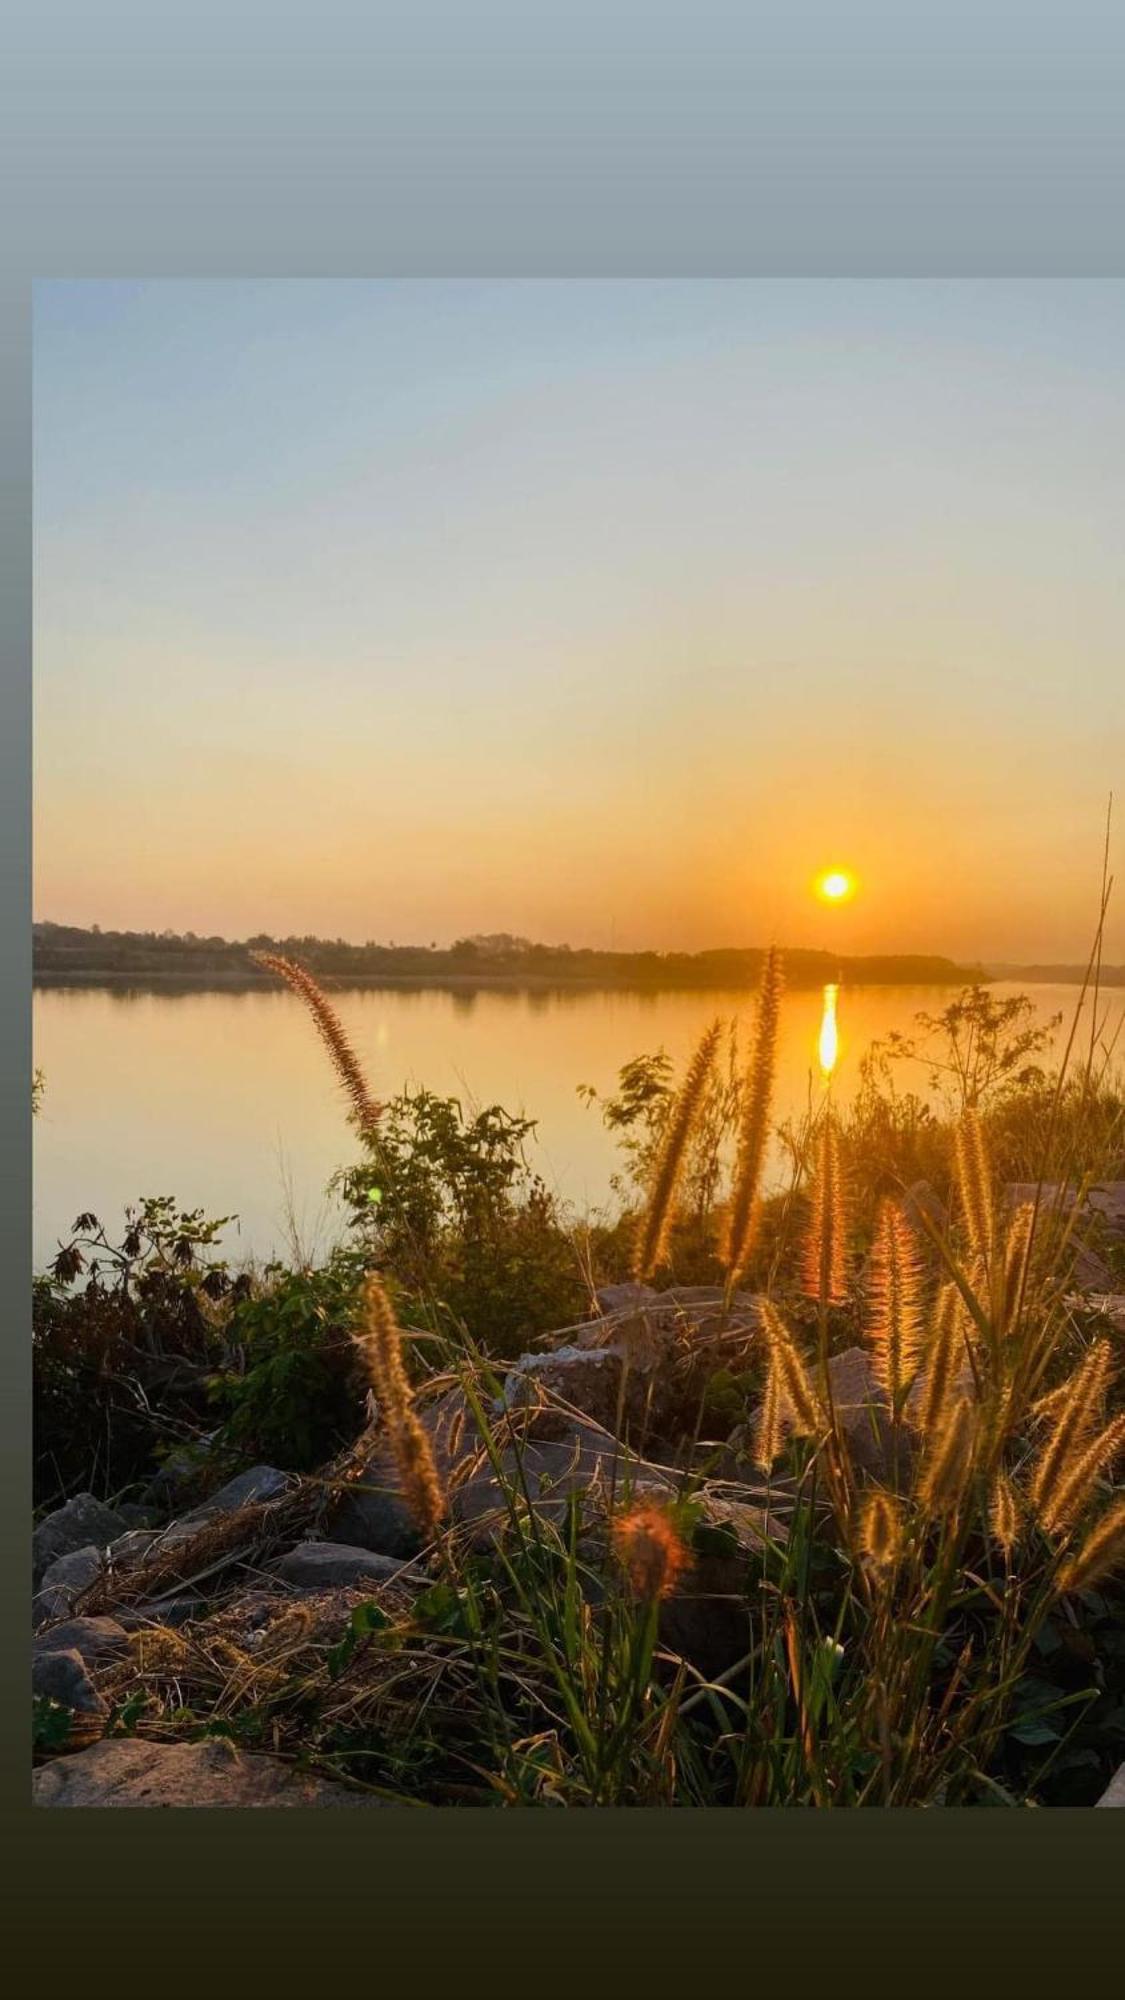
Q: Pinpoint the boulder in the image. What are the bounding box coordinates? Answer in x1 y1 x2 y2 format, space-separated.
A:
175 1464 293 1528
274 1543 411 1591
1069 1244 1118 1294
594 1282 658 1316
330 1384 681 1557
32 1737 384 1808
32 1647 105 1719
33 1547 104 1629
903 1181 949 1240
515 1287 765 1435
1095 1762 1125 1807
33 1494 126 1587
32 1616 130 1666
826 1347 916 1486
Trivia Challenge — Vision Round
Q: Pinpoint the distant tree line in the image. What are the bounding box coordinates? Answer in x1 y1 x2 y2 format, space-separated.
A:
32 921 982 990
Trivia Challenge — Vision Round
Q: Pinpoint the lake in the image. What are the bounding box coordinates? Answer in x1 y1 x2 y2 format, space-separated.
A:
32 980 1113 1274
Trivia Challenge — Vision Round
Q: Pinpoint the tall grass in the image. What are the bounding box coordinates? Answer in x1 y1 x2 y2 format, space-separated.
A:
211 927 1125 1805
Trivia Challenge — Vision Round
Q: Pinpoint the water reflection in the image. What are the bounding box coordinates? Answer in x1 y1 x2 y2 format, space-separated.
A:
33 980 1102 1272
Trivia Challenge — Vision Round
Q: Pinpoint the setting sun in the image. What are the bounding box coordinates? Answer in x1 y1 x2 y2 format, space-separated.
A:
816 869 856 904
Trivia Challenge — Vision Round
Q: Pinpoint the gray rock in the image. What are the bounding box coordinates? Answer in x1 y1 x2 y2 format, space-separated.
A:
177 1464 293 1527
108 1528 160 1566
504 1345 632 1431
594 1282 658 1316
331 1384 680 1557
32 1647 106 1717
33 1494 126 1587
903 1180 949 1240
115 1595 210 1632
32 1737 385 1808
1069 1244 1118 1293
275 1542 410 1591
33 1546 104 1629
826 1347 916 1486
32 1616 130 1665
1095 1762 1125 1807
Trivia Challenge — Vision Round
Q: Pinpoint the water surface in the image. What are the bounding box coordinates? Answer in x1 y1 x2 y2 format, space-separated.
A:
33 981 1110 1272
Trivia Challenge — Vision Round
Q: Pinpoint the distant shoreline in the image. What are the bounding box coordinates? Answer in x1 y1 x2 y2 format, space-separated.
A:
35 967 988 995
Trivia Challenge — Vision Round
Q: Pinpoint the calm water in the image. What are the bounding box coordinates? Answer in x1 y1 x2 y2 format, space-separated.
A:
32 981 1110 1273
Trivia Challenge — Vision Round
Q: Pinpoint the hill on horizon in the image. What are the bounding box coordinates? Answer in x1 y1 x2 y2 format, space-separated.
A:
33 920 987 990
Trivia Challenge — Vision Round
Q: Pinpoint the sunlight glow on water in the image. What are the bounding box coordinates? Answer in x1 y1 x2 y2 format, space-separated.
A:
32 982 1115 1272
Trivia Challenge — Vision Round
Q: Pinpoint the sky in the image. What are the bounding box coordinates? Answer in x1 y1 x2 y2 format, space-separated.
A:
33 280 1125 963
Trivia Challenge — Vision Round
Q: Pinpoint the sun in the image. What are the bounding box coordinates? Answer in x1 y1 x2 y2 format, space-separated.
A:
815 868 856 904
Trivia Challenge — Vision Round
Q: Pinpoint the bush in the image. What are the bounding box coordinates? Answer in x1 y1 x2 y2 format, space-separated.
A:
208 1248 371 1470
33 1198 241 1505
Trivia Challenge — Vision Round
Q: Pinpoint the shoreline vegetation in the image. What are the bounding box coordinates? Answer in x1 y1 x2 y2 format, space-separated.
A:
31 943 1125 1807
35 920 997 992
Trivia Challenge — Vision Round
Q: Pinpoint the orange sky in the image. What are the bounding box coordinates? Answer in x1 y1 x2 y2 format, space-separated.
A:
34 281 1125 963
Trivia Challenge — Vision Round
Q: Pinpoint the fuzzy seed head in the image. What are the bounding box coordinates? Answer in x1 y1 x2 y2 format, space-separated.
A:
916 1395 977 1519
722 947 783 1286
954 1108 994 1262
1056 1497 1125 1597
859 1490 904 1572
865 1199 926 1410
251 952 381 1139
800 1110 849 1306
632 1020 722 1283
612 1503 691 1602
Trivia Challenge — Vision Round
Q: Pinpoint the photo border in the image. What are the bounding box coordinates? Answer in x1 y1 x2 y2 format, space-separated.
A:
5 2 1125 1969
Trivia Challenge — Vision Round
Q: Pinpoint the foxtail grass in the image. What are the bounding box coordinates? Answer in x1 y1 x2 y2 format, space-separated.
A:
353 1272 446 1542
631 1019 722 1283
800 1109 848 1307
722 946 783 1289
251 951 382 1139
865 1198 925 1415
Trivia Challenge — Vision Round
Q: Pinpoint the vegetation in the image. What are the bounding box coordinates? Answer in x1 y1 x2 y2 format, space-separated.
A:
34 918 979 990
32 942 1125 1806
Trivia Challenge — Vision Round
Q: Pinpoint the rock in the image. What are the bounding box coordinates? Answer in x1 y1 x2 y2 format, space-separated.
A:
1086 1184 1125 1241
903 1181 949 1240
1003 1181 1125 1268
32 1648 106 1719
176 1464 293 1527
32 1616 130 1665
34 1547 104 1629
108 1528 160 1566
330 1384 681 1557
1095 1762 1125 1807
825 1347 915 1486
329 1445 427 1558
33 1494 126 1587
594 1282 658 1316
515 1287 765 1435
115 1595 211 1632
32 1737 384 1808
116 1502 160 1530
1069 1245 1118 1293
504 1346 633 1432
1084 1294 1125 1333
274 1543 411 1591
